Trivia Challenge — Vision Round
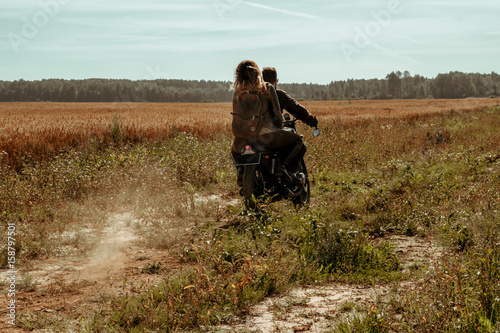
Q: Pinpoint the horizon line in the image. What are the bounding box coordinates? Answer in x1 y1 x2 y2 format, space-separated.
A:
2 70 499 85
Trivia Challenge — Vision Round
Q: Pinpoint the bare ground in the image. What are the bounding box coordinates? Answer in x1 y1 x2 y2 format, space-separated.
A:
215 234 443 333
0 196 443 332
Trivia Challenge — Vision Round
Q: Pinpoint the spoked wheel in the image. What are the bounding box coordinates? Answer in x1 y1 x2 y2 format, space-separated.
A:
292 159 310 207
242 164 265 210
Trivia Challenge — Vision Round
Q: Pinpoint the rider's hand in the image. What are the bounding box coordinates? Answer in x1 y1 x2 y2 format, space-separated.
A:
308 116 318 128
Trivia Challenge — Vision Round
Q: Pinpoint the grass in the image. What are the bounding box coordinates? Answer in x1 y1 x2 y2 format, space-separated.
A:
0 101 499 332
1 99 499 170
0 133 233 273
0 102 232 171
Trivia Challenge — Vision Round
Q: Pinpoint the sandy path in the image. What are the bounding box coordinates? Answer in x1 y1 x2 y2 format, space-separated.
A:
217 235 443 333
0 211 177 332
1 205 443 332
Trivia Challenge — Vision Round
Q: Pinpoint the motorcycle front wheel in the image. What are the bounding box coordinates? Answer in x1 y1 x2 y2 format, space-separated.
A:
292 159 310 207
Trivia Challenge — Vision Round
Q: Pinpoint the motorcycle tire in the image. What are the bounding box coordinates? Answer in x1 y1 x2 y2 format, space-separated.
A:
242 164 264 210
292 158 310 207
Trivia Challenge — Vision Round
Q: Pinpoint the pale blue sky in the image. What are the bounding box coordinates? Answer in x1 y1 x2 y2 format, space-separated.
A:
1 0 499 84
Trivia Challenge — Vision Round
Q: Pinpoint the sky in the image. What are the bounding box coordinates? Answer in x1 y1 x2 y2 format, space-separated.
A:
1 0 499 84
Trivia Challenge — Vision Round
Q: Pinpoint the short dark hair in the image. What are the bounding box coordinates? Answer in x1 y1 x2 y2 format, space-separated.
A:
262 67 277 83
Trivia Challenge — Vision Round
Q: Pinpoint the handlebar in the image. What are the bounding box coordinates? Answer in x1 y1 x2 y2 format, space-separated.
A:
283 113 320 136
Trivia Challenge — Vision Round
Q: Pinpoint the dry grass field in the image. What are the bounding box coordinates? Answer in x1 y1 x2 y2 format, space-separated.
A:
1 98 499 169
304 98 500 121
0 102 231 169
0 99 499 332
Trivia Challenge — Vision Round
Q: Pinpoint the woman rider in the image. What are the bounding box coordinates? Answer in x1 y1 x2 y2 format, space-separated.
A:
231 60 303 185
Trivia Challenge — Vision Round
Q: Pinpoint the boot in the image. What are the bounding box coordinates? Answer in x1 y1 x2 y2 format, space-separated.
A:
276 141 303 181
282 141 303 168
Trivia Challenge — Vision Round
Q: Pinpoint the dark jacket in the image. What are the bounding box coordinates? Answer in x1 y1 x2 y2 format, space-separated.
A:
276 89 316 126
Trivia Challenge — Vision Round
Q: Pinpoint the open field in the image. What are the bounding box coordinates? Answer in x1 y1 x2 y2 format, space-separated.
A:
1 99 499 169
0 99 499 332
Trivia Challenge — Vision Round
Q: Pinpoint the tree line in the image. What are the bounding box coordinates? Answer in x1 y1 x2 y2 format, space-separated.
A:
1 71 499 103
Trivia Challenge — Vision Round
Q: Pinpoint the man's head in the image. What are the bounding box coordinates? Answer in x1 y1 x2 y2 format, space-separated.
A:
262 67 278 86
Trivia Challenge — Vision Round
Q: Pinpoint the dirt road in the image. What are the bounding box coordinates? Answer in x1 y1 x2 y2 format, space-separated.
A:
1 198 442 332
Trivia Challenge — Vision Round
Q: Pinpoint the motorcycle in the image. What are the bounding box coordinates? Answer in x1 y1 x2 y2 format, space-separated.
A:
232 113 320 209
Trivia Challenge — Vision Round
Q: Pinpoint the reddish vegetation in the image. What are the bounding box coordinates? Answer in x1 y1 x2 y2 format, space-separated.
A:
1 99 499 168
301 98 500 123
0 102 231 169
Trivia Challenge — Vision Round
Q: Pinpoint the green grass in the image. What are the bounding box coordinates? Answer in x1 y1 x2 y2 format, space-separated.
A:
1 107 499 332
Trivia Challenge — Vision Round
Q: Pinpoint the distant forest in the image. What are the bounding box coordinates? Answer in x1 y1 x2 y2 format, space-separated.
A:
1 71 499 103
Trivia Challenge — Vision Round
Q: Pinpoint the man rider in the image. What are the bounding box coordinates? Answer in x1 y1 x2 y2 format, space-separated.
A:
261 67 318 176
262 67 318 129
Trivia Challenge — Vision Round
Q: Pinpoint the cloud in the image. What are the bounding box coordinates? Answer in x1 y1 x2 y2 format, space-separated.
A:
241 1 319 20
412 0 499 7
368 41 420 65
387 33 424 45
2 0 499 82
63 0 207 13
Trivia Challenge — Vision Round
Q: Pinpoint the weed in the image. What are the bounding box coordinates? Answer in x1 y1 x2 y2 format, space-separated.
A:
17 273 37 292
338 300 356 313
1 102 498 332
141 261 162 275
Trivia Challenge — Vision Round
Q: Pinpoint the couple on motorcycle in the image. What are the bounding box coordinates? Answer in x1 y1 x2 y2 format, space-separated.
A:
231 60 318 187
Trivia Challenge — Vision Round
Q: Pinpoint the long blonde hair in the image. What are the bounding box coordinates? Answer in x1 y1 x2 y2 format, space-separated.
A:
232 60 267 95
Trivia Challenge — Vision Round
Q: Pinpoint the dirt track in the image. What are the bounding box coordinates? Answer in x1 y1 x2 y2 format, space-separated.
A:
0 211 181 332
216 234 443 332
1 195 443 332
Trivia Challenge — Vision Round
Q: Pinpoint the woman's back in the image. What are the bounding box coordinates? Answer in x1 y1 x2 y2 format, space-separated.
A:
232 82 281 138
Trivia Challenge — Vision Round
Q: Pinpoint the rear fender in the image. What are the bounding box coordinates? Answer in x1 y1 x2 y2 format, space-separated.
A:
232 146 261 166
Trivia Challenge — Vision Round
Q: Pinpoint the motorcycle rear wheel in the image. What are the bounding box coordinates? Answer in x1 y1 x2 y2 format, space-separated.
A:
242 164 264 210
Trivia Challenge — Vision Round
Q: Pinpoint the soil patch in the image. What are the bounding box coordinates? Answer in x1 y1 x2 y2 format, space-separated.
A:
216 235 443 332
1 211 443 332
0 211 181 332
